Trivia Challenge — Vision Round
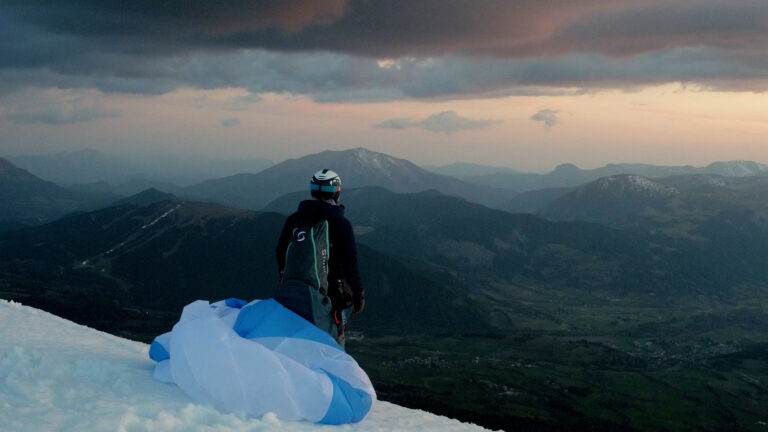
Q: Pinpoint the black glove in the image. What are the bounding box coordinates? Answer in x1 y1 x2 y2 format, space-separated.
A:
353 291 365 314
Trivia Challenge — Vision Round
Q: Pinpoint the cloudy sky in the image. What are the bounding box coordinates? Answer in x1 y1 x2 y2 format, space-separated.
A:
1 0 767 171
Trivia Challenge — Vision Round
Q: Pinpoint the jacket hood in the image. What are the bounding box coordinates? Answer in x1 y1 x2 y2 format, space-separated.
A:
296 199 345 221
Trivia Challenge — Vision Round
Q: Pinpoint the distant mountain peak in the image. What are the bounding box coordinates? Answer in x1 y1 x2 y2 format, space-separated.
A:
186 147 515 210
347 147 408 168
349 146 384 158
704 160 768 177
116 188 178 206
552 163 580 174
593 174 679 197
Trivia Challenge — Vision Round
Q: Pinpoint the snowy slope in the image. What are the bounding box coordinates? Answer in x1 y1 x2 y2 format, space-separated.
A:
0 300 492 432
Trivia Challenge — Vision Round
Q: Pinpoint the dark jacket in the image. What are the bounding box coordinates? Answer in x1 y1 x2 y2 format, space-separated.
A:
276 199 363 295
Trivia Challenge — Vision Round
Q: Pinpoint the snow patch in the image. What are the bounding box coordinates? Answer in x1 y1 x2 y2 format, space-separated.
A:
351 148 407 172
0 299 493 431
142 204 182 229
700 175 728 187
595 175 679 197
105 241 125 255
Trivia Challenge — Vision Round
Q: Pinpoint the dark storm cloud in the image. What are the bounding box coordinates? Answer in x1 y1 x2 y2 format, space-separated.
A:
6 0 348 41
556 1 768 56
0 0 625 59
1 0 767 98
374 111 501 134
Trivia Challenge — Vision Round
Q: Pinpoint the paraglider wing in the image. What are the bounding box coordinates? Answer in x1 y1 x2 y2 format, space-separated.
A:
150 298 375 424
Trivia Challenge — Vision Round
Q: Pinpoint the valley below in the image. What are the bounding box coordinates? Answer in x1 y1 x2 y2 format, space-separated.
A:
350 285 768 432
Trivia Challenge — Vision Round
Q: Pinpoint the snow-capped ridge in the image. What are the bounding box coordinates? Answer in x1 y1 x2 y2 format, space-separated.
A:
593 174 679 197
185 147 516 210
349 147 411 171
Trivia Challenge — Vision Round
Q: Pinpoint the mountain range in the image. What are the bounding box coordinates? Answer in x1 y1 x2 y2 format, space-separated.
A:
266 185 768 296
539 173 768 240
5 147 768 306
183 147 517 210
2 180 753 337
432 160 768 192
9 146 768 216
540 175 681 228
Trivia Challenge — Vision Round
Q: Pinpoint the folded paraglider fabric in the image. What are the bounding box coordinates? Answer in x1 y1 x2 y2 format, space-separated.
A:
149 298 376 424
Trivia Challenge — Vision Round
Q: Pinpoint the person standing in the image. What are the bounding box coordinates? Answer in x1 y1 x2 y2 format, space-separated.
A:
275 169 365 349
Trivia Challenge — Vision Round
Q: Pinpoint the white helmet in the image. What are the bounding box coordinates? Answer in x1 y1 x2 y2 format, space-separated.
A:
310 169 341 201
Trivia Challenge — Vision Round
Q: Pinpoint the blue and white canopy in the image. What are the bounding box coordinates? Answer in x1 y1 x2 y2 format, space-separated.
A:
149 298 375 424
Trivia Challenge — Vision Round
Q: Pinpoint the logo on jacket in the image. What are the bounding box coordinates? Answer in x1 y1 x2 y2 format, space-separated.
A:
296 231 306 242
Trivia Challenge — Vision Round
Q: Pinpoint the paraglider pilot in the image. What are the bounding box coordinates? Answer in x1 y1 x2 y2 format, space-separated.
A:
275 169 365 349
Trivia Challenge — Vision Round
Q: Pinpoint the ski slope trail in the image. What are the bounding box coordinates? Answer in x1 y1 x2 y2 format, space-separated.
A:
0 300 492 431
